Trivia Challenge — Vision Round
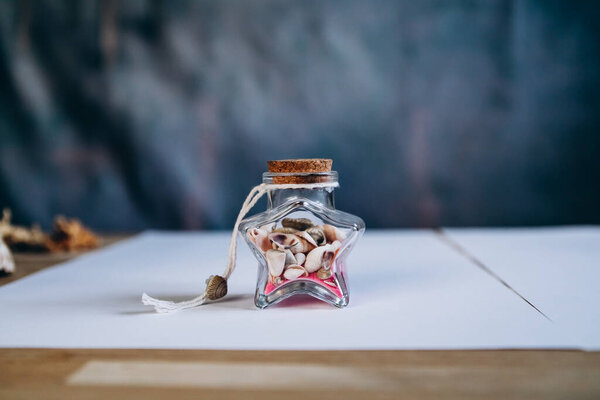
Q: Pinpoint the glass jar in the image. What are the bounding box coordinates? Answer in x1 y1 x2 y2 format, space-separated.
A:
239 161 365 309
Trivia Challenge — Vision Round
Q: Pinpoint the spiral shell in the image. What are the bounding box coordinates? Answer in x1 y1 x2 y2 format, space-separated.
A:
271 275 283 285
317 267 332 280
205 275 227 300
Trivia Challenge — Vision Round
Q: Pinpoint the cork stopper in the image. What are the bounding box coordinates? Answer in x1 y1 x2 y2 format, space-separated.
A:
267 159 333 184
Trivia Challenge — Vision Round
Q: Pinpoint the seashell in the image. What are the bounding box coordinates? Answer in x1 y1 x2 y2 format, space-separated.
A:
304 244 336 273
269 232 299 249
322 224 346 243
260 223 276 232
295 230 318 247
323 280 337 287
0 237 15 275
271 275 283 285
317 267 332 280
284 249 297 266
293 235 317 254
273 227 299 234
247 228 271 252
331 240 342 252
295 252 306 266
306 226 326 246
281 217 314 231
266 249 286 277
283 265 308 280
268 232 315 254
205 275 227 300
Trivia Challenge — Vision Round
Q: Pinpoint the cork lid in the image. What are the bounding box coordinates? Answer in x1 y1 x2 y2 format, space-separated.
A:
266 158 334 184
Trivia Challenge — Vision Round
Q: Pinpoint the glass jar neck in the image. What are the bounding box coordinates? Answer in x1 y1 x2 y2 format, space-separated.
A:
267 188 336 209
262 171 338 210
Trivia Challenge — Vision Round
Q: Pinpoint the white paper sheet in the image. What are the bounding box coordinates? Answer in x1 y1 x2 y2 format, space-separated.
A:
445 227 600 350
0 230 595 350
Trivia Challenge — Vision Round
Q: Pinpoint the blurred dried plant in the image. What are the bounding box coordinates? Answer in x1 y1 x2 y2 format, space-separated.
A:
0 209 99 253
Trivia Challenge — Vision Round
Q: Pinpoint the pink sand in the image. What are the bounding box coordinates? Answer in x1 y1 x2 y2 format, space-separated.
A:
265 271 343 298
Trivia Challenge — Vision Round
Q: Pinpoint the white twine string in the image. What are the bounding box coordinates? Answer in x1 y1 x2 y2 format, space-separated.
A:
142 181 339 313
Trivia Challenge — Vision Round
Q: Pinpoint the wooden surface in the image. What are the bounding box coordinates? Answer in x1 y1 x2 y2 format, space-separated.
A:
1 235 599 400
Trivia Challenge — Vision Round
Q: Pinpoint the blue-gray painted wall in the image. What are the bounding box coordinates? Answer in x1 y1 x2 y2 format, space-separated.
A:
1 1 599 230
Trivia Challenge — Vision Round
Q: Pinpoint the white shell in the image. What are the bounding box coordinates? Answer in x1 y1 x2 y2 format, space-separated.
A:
268 232 315 254
304 244 335 273
294 235 317 254
295 252 306 266
295 230 318 247
247 228 271 252
265 249 286 277
260 223 276 232
331 240 342 251
284 249 297 266
283 265 307 280
0 237 14 274
322 224 346 243
268 233 299 250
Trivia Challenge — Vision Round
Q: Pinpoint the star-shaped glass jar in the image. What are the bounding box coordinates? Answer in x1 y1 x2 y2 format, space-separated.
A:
239 159 365 308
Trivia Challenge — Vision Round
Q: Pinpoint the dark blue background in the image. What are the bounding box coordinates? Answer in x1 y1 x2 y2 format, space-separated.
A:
1 1 599 231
